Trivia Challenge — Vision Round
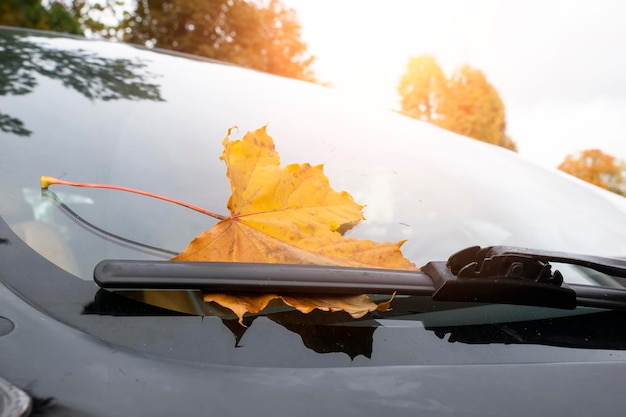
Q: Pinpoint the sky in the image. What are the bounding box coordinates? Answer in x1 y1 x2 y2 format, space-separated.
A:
281 0 626 168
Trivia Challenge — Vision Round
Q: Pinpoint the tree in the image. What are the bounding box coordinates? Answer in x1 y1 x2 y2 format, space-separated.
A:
0 0 83 35
397 55 446 122
118 0 316 82
0 0 126 37
558 149 626 196
398 55 515 151
64 0 126 37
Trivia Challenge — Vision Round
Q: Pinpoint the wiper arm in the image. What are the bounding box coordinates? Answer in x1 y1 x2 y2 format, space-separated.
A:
423 245 626 310
445 245 626 280
94 246 626 310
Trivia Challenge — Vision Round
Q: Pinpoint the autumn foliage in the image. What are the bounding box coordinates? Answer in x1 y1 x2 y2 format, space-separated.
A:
173 126 416 324
398 55 516 151
558 149 626 196
120 0 317 82
172 126 415 270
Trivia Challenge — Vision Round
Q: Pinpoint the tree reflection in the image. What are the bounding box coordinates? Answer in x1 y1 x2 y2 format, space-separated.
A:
0 112 32 136
0 31 164 137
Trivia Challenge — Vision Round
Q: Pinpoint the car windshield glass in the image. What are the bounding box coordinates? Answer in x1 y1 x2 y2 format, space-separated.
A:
2 29 626 317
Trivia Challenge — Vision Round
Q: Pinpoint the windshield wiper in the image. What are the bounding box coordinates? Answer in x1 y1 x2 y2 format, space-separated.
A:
94 246 626 310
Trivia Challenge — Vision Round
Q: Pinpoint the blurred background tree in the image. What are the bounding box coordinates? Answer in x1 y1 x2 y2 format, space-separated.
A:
558 149 626 197
0 0 316 82
65 0 126 36
0 0 83 35
397 55 446 122
398 55 516 151
118 0 316 82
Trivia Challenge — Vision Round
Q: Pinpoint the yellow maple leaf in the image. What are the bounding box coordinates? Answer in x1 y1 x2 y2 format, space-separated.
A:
173 126 415 269
173 126 416 324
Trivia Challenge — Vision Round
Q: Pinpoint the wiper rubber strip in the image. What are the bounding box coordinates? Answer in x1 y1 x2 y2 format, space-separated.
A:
94 260 435 295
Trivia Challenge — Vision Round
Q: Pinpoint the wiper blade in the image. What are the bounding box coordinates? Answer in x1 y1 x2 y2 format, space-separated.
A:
94 261 434 295
94 246 626 310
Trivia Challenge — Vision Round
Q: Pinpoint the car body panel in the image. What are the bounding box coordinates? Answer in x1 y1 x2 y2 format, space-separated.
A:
3 280 626 417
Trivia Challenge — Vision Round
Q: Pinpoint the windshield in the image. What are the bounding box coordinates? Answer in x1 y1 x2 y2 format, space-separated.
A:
2 29 626 318
2 30 626 277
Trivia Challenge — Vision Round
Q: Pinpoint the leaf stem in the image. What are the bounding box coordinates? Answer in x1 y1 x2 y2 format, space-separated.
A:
40 176 226 220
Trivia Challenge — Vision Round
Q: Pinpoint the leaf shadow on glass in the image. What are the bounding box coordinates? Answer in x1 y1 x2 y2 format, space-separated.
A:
0 31 164 137
220 309 377 359
84 289 378 359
